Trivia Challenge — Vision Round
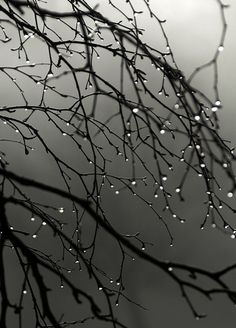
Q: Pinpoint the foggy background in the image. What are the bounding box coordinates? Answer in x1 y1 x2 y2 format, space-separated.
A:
1 0 236 327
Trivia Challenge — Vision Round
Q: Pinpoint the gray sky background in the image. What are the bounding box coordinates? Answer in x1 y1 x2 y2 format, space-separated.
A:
1 1 236 327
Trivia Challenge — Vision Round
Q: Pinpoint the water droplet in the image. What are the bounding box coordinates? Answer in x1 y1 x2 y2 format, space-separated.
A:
132 108 139 113
227 192 233 198
58 207 64 213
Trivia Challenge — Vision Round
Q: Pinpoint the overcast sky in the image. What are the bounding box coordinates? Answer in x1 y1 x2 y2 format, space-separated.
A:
1 1 236 327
